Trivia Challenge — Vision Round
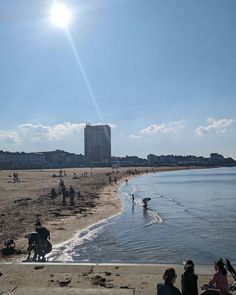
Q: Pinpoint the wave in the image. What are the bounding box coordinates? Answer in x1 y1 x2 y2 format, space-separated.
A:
125 189 163 226
47 216 117 262
145 209 163 226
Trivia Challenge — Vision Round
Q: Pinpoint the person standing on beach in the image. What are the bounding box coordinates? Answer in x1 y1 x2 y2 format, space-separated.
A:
62 186 67 206
35 223 52 261
132 194 135 202
157 268 182 295
59 179 65 193
69 186 75 206
50 188 57 200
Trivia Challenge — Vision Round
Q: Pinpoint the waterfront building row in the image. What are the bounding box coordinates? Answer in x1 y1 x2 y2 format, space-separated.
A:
0 150 85 169
0 150 235 170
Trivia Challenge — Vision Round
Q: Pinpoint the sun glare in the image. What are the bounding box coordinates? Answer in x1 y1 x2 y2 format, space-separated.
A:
50 3 72 28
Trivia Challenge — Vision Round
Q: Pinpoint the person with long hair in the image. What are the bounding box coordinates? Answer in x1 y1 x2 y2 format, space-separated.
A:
157 268 182 295
181 260 198 295
201 260 229 294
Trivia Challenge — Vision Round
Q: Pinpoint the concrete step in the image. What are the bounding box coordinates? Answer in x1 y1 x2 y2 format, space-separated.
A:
0 287 135 295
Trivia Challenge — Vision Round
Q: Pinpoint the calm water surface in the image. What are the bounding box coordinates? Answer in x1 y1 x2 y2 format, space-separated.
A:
66 167 236 264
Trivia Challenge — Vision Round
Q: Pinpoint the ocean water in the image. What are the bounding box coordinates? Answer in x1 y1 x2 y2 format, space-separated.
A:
60 167 236 264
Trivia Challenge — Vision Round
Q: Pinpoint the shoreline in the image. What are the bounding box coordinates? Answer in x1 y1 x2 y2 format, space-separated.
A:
0 166 208 262
49 172 140 261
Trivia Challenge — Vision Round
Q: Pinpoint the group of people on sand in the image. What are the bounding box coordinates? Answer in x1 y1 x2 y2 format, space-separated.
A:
2 215 52 262
25 217 52 262
157 259 235 295
53 179 77 206
108 175 117 184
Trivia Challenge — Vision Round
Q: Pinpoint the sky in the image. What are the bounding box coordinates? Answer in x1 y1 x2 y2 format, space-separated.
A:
0 0 236 158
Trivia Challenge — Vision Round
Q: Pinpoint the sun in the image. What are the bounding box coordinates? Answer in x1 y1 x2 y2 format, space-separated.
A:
50 3 72 28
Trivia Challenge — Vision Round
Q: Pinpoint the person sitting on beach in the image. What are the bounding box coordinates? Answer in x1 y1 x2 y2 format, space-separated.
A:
181 260 198 295
2 239 15 256
201 260 229 294
157 268 182 295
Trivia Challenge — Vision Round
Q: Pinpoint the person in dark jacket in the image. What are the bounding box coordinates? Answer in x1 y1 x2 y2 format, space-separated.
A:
157 268 182 295
181 260 198 295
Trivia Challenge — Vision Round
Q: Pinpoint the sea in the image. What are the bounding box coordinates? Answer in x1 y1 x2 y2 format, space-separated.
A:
57 167 236 265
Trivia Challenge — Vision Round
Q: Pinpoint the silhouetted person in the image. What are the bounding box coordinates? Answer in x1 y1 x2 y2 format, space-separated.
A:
62 186 67 206
181 260 198 295
69 186 75 206
50 188 57 200
35 214 41 225
2 239 15 256
132 194 135 202
157 268 182 295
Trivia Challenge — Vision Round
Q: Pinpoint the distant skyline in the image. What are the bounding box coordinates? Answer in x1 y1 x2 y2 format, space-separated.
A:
0 1 236 158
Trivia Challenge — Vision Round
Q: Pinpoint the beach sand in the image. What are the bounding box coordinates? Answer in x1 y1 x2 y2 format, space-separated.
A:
1 262 236 294
0 166 197 262
1 166 235 294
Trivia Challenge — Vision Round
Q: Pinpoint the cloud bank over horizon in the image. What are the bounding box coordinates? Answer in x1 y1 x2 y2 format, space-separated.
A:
195 118 234 136
0 118 235 158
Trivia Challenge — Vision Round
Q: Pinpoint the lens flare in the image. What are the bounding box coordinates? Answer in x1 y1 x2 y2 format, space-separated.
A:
50 3 72 28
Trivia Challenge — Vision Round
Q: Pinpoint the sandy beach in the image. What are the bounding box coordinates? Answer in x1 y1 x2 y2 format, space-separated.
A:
0 166 198 262
1 166 236 294
1 262 236 294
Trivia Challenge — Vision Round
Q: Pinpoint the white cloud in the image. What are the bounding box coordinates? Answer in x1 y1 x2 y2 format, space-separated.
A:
18 122 86 141
0 122 86 147
140 120 185 135
195 118 234 136
47 123 86 139
0 130 20 144
95 123 116 128
130 134 141 140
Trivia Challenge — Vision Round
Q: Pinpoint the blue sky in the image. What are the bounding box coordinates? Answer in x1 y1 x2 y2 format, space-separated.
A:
0 0 236 158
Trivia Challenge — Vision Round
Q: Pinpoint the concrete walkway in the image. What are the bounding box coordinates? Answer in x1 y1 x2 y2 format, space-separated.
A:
0 262 235 295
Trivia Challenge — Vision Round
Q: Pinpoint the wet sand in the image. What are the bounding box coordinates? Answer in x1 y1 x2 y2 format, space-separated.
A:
0 166 199 262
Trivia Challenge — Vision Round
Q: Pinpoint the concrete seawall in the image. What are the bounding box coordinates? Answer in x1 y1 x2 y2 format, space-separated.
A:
1 262 234 295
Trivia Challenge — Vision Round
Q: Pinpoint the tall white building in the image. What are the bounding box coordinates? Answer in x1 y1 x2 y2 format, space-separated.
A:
84 124 111 163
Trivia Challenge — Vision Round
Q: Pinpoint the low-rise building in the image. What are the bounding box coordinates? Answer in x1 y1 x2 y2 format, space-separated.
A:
0 150 46 169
